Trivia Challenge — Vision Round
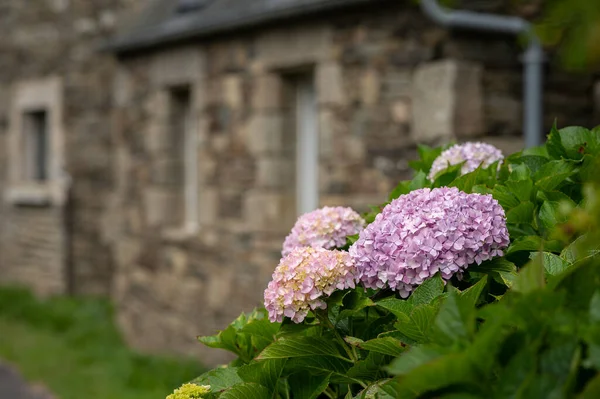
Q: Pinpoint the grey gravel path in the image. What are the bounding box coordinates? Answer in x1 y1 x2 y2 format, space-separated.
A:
0 363 54 399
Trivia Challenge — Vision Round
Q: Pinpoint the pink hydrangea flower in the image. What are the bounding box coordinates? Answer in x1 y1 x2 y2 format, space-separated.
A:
428 142 504 181
282 206 365 257
349 187 509 298
264 247 358 323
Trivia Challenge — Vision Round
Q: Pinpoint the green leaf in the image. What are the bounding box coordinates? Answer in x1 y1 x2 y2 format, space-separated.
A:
237 359 286 391
409 144 444 173
590 291 600 323
388 181 411 201
512 256 546 293
376 297 413 318
510 155 549 175
506 178 534 202
240 319 280 352
347 351 391 381
533 160 577 191
285 356 357 384
579 374 600 399
432 162 464 188
539 201 568 230
287 372 331 399
492 185 520 209
385 346 448 375
192 367 243 393
459 276 488 308
409 170 428 191
469 258 517 288
472 184 493 195
546 123 567 160
529 252 571 278
434 290 471 344
506 236 563 254
220 383 271 399
257 336 351 362
382 352 475 399
394 305 437 343
506 201 535 225
556 126 600 160
408 274 444 306
354 337 405 357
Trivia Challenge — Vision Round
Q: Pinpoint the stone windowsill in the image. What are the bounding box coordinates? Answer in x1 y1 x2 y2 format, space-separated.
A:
5 183 56 207
161 223 199 243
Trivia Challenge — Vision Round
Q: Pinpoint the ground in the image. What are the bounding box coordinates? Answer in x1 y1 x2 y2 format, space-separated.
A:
0 363 53 399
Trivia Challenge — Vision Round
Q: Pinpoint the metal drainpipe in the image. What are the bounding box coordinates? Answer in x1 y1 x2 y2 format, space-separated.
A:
421 0 545 148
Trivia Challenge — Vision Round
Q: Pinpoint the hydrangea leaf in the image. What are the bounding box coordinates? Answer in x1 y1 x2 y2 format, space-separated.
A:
191 367 243 394
385 346 449 375
382 352 476 399
376 297 413 318
408 144 444 173
579 374 600 399
506 236 563 255
346 337 405 357
509 155 549 175
408 274 445 306
492 185 520 209
529 252 571 278
287 372 331 399
347 352 391 381
434 290 473 344
388 180 411 201
409 170 429 191
556 126 600 160
393 305 438 344
458 276 488 308
533 160 577 191
546 123 568 160
589 291 600 323
237 359 286 391
468 258 517 288
512 256 546 293
506 201 535 225
220 382 271 399
257 336 352 362
539 201 569 231
432 162 464 188
505 178 534 202
284 356 358 385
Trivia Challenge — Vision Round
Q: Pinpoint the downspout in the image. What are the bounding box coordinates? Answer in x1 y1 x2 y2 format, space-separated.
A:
421 0 545 148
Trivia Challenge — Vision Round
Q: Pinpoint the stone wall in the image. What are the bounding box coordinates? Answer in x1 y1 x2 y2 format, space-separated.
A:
0 1 147 296
108 4 596 365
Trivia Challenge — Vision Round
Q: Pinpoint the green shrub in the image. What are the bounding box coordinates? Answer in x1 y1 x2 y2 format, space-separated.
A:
178 125 600 399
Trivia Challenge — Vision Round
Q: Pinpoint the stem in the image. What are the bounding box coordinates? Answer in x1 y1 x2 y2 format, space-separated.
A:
316 310 358 362
324 386 337 399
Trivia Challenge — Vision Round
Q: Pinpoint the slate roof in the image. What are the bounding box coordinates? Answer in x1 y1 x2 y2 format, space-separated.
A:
106 0 385 53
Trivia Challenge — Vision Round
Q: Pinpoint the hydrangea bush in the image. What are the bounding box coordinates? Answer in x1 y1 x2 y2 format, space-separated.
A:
177 126 600 399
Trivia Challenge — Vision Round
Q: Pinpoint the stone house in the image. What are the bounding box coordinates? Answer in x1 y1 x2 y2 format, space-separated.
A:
0 0 598 365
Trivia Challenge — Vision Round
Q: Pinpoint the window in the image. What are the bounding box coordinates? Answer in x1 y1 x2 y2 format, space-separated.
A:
164 86 198 233
6 77 66 206
23 110 49 182
287 75 319 215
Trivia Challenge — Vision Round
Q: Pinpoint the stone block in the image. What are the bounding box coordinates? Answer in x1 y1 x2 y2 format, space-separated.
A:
243 191 296 232
316 62 345 106
143 187 183 227
198 187 219 225
252 74 282 111
412 60 483 143
391 99 412 124
151 158 184 186
318 109 335 158
150 46 206 87
360 68 381 106
256 157 295 189
223 74 243 110
255 25 332 69
246 113 285 155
